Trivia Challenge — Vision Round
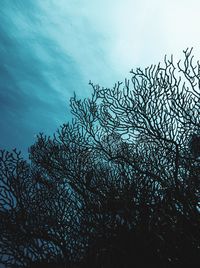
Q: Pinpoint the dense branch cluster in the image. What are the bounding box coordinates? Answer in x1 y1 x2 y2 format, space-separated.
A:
0 49 200 267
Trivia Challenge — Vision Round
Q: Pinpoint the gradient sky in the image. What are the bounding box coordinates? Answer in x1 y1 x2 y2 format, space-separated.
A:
0 0 200 157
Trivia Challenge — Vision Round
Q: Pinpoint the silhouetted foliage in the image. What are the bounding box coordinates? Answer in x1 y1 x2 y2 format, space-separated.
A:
0 49 200 267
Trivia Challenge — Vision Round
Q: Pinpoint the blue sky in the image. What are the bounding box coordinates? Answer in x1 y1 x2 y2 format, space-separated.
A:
0 0 200 157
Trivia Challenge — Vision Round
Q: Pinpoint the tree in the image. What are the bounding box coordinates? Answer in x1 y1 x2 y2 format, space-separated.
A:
0 49 200 267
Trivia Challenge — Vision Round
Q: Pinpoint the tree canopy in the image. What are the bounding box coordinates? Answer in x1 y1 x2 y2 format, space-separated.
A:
0 49 200 267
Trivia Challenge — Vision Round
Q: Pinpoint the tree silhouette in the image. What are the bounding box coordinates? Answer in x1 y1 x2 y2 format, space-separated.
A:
0 49 200 267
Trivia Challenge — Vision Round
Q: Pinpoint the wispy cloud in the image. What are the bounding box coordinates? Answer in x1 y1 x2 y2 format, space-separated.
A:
0 0 200 156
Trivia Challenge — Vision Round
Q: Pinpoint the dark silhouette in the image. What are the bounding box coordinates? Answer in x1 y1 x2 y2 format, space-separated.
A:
0 49 200 267
190 134 200 158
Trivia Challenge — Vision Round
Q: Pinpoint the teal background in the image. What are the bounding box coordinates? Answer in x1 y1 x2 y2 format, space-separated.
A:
0 0 199 157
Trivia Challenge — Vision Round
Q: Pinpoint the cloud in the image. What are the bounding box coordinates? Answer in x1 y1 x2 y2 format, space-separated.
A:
1 0 200 157
0 1 82 156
